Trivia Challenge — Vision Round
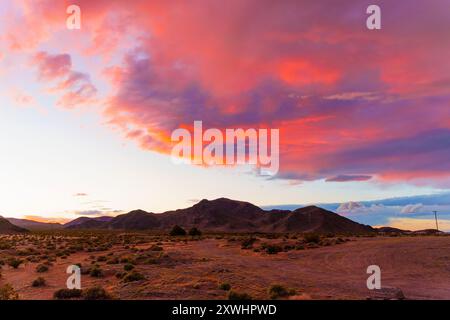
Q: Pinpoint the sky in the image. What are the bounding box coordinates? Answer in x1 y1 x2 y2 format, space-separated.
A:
1 1 450 230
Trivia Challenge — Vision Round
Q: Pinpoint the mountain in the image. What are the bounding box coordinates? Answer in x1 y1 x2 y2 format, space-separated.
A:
0 216 29 234
156 198 266 231
6 218 62 231
67 198 375 234
264 206 374 233
107 210 160 230
64 216 114 229
376 226 410 234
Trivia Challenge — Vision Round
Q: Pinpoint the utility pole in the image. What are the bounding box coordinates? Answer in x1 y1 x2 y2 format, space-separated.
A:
433 210 439 232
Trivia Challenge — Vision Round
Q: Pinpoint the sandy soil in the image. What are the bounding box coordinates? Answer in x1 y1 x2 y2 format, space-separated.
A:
1 236 449 300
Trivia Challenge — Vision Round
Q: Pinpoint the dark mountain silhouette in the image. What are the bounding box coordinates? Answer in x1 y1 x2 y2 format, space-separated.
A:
262 206 374 233
6 218 62 231
0 216 29 234
67 198 374 234
107 210 160 230
64 216 114 229
156 198 266 231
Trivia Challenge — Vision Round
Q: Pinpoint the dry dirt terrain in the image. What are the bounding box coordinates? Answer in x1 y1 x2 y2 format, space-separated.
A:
0 234 449 300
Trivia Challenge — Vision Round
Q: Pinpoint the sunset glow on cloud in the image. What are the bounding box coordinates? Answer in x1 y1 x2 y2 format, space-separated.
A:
1 0 450 230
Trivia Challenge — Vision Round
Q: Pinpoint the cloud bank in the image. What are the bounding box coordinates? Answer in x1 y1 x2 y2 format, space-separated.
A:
2 0 450 186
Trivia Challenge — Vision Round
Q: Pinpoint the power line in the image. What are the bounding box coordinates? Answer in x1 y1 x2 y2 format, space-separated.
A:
433 210 439 232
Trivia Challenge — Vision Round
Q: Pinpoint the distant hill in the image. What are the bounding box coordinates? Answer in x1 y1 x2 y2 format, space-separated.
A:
411 229 445 235
375 227 446 235
67 198 375 234
376 227 410 234
6 218 62 231
0 216 29 234
265 206 375 234
64 216 114 229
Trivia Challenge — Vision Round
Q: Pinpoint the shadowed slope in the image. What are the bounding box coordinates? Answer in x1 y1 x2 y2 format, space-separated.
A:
0 216 29 234
6 218 62 231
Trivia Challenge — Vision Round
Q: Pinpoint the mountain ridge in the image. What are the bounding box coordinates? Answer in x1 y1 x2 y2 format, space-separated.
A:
6 218 62 231
64 216 114 229
0 216 29 234
67 198 374 234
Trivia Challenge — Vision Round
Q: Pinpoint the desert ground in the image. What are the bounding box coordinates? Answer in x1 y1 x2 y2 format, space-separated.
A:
0 232 449 300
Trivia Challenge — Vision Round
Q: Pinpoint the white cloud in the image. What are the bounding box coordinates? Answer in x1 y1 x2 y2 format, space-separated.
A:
324 91 380 101
336 201 365 213
337 202 387 214
400 203 423 214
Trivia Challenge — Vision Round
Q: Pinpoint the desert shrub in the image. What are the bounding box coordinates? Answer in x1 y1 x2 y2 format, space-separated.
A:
241 237 257 249
149 245 163 251
82 286 112 300
27 256 39 263
263 244 282 255
97 255 107 262
7 258 23 269
36 264 49 273
218 283 231 291
228 290 252 300
306 242 320 249
0 242 12 250
123 263 135 271
268 284 296 300
53 289 82 300
389 233 399 237
188 227 202 236
169 225 186 236
0 284 19 300
107 257 119 264
120 257 134 264
304 233 320 244
89 266 103 278
32 277 46 287
319 239 332 246
123 271 145 282
144 257 161 265
68 245 83 253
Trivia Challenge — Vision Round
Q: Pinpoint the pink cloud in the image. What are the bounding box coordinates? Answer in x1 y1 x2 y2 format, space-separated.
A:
5 0 450 185
32 51 97 108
